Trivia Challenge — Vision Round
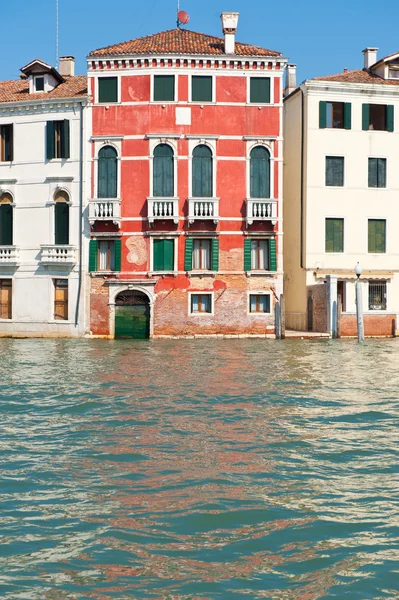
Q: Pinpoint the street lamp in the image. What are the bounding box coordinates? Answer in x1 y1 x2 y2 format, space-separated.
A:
354 262 364 342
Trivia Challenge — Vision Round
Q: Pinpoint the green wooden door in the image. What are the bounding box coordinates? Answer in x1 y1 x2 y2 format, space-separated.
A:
114 291 150 339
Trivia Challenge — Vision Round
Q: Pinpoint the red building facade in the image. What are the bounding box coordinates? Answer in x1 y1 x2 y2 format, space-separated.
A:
87 14 286 338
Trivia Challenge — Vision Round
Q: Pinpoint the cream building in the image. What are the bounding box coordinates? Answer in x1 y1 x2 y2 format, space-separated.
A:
0 57 90 336
284 48 399 336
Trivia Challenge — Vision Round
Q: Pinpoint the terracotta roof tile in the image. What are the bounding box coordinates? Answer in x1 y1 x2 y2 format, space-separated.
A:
0 75 88 104
89 28 281 58
312 69 399 85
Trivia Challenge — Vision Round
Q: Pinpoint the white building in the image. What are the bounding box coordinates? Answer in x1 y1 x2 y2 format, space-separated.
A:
0 57 90 336
284 49 399 336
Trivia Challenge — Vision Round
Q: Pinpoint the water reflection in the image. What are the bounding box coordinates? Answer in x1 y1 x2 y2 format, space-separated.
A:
0 339 398 599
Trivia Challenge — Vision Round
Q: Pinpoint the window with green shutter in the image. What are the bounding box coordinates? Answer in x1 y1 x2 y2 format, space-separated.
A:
114 239 122 271
325 218 344 253
0 124 13 161
363 104 394 131
54 202 69 245
154 75 175 101
153 144 174 197
320 102 351 129
192 76 213 102
368 158 386 188
98 77 118 103
46 120 70 159
244 238 252 271
245 238 276 271
153 239 175 271
185 238 193 271
325 157 344 187
368 219 386 253
250 78 270 103
211 238 219 271
0 203 13 245
89 240 98 272
192 145 213 197
250 146 270 198
268 238 277 271
98 146 118 198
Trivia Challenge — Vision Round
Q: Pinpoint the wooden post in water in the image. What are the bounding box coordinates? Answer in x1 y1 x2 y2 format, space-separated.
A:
280 294 286 339
275 300 281 340
337 294 341 339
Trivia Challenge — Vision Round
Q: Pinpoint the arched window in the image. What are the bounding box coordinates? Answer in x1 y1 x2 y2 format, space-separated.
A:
192 145 213 197
0 193 13 246
98 146 118 198
54 190 69 245
250 146 270 198
153 144 174 197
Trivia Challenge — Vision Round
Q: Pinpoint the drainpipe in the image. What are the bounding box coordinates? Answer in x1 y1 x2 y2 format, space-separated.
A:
74 101 84 330
300 88 304 269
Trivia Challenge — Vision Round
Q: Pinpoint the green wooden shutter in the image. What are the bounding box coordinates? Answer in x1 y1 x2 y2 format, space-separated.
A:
89 240 98 272
378 158 386 187
250 147 270 198
153 239 163 270
193 145 212 197
344 103 352 130
192 76 212 102
3 125 13 161
163 239 174 270
368 158 377 187
184 238 193 271
319 101 327 128
46 121 55 160
154 76 175 101
325 219 333 252
334 219 343 252
114 239 122 271
376 220 386 253
387 105 394 132
0 204 13 245
98 77 118 103
362 104 370 131
55 203 69 245
250 78 270 103
154 144 174 197
211 238 219 271
244 238 252 271
269 238 277 271
61 120 70 159
98 146 117 198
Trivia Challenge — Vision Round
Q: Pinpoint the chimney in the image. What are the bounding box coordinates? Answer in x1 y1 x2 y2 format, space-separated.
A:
59 56 75 77
362 47 378 70
285 64 297 96
221 12 239 55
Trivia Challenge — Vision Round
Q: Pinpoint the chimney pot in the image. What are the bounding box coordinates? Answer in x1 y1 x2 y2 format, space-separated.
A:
362 47 378 70
221 12 239 55
59 56 75 77
285 64 297 97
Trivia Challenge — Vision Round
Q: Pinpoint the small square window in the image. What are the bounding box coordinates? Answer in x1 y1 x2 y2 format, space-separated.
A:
249 294 271 313
154 75 175 102
190 293 212 314
192 76 213 102
369 281 387 310
250 78 270 103
35 77 45 92
98 77 118 103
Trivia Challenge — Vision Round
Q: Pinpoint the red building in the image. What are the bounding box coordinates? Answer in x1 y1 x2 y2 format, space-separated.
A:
87 13 286 338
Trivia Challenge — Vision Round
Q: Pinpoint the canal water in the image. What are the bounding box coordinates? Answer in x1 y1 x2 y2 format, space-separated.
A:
1 339 398 599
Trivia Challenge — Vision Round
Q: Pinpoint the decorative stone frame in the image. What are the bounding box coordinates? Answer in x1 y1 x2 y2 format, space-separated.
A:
108 281 157 338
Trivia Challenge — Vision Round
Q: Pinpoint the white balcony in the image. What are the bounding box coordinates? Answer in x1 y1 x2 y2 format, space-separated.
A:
246 198 278 225
147 197 179 225
40 245 77 266
0 246 19 265
89 199 121 228
188 198 219 225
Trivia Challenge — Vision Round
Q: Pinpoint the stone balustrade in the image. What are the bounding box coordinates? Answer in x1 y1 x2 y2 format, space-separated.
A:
88 199 121 227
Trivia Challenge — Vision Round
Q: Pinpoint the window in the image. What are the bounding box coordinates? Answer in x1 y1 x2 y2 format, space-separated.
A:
0 279 12 319
192 145 213 197
153 75 175 101
369 281 387 311
319 101 351 129
250 146 270 198
190 293 212 314
192 76 213 102
153 239 174 271
54 191 69 245
326 157 344 187
389 69 399 79
362 104 394 132
325 218 344 253
0 124 13 162
153 144 174 197
54 279 68 320
244 238 277 272
35 77 45 92
185 237 219 271
337 280 346 313
46 120 70 159
89 239 121 272
368 158 386 188
98 146 118 198
98 77 118 103
250 78 270 103
0 193 13 246
368 219 386 253
249 294 271 314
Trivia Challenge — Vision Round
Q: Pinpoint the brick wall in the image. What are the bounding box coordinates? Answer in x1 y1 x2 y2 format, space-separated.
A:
307 284 328 333
340 313 396 337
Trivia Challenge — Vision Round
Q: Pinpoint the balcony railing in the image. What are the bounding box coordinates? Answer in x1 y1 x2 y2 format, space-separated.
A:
246 198 278 225
188 197 219 225
0 246 19 265
89 199 121 228
40 245 77 266
147 197 179 225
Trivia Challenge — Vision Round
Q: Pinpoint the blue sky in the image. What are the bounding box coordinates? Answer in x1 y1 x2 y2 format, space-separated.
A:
2 0 398 83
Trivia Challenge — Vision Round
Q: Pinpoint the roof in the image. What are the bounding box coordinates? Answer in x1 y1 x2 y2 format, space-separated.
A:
312 68 399 85
20 58 64 83
0 76 88 104
89 28 281 58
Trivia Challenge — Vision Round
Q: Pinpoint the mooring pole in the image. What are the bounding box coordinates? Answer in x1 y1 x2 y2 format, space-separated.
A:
275 300 281 340
355 263 364 343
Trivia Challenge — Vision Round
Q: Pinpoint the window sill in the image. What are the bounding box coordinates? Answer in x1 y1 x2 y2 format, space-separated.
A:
190 312 214 317
246 270 276 276
91 271 119 276
187 271 216 277
248 312 271 316
149 271 178 277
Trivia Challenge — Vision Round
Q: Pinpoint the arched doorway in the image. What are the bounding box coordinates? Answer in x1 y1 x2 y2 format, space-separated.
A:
115 290 150 339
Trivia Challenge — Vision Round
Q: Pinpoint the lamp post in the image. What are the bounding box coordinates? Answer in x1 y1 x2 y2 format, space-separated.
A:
355 262 364 343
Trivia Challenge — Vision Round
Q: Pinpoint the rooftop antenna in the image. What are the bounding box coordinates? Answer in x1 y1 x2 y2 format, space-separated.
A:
56 0 59 69
177 1 190 29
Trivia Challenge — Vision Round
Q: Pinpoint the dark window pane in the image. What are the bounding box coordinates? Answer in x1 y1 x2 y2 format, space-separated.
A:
0 204 13 245
192 76 212 102
369 104 386 131
326 157 344 186
250 78 270 103
153 144 174 197
250 146 270 197
55 203 69 245
192 145 212 197
98 77 118 103
35 77 44 91
98 146 118 198
154 75 175 101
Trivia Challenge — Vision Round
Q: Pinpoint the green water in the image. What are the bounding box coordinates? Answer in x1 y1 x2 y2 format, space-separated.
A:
0 338 398 599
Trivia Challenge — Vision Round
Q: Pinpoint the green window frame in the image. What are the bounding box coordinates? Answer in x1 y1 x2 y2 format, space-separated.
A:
325 218 344 253
153 144 174 197
98 77 118 103
153 75 175 102
368 219 386 253
319 101 351 129
153 239 175 271
184 237 219 271
192 76 213 102
244 238 277 271
325 156 344 187
368 158 386 188
250 146 270 198
250 78 270 103
98 145 118 198
192 145 213 197
46 120 70 160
